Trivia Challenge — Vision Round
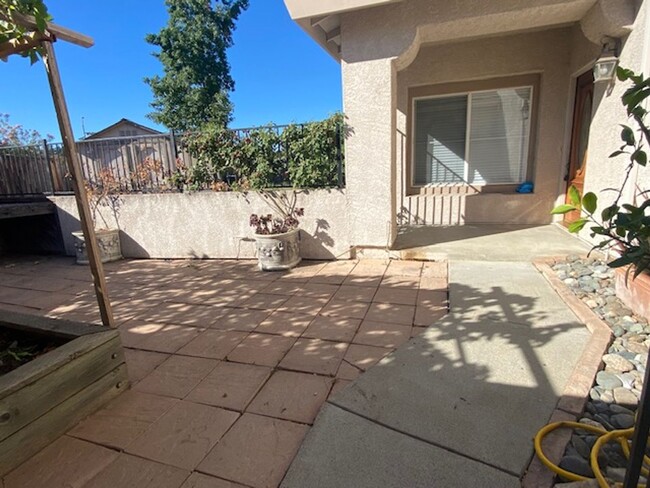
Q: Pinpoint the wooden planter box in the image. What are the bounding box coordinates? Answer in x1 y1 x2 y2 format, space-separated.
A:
615 267 650 322
0 310 128 476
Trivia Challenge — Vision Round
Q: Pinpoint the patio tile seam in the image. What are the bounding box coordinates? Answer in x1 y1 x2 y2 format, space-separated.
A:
325 401 521 478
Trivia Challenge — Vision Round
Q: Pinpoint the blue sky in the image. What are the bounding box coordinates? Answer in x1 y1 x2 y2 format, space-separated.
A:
0 0 342 139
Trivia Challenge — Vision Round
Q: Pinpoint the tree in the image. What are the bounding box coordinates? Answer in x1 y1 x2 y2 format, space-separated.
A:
0 0 51 63
0 113 52 146
144 0 248 132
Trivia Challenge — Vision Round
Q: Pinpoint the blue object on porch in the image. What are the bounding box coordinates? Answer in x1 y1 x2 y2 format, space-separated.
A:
516 181 534 193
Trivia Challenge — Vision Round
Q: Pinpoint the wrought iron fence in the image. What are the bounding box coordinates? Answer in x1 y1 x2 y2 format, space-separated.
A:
0 120 345 197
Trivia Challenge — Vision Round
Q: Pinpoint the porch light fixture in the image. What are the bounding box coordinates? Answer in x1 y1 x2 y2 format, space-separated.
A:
593 38 620 83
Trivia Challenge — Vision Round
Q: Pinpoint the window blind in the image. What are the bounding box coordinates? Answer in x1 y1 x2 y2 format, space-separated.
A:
413 95 467 185
468 87 532 184
412 86 532 187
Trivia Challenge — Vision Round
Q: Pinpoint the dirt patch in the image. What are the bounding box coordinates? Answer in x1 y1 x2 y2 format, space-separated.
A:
0 327 66 376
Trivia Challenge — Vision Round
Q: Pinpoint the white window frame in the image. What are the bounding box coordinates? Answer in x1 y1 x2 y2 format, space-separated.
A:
411 84 534 188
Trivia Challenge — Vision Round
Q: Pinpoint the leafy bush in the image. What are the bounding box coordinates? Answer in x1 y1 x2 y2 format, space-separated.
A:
180 113 345 190
552 67 650 278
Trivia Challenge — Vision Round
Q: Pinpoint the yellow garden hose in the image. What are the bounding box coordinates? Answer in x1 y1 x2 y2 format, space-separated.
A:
534 420 649 488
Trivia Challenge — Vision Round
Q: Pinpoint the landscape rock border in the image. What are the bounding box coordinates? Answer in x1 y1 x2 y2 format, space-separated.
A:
521 256 612 488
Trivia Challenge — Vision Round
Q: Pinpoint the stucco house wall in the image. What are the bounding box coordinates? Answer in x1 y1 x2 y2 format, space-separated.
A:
395 27 575 226
299 0 646 252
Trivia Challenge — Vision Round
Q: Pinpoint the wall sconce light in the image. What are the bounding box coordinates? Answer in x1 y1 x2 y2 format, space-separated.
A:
593 38 620 83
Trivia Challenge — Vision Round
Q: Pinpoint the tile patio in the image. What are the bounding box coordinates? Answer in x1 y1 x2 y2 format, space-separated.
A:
0 256 448 488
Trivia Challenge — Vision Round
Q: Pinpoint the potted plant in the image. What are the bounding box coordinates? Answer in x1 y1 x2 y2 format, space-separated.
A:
249 191 304 271
72 168 123 265
552 66 650 320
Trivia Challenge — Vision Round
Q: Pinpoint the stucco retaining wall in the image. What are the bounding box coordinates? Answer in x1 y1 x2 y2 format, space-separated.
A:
50 190 350 260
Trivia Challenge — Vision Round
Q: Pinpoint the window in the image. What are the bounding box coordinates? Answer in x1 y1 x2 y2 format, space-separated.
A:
413 86 532 186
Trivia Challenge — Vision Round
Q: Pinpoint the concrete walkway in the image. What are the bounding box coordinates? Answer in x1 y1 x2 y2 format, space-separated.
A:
282 227 593 487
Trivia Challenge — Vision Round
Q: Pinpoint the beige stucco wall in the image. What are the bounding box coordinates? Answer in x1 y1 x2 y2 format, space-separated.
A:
395 27 575 225
577 0 650 243
336 0 645 248
51 190 350 260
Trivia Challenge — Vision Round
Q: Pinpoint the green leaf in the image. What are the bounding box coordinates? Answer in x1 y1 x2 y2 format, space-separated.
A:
568 218 587 233
621 125 636 145
609 254 636 268
568 185 581 206
550 204 577 215
582 192 597 214
609 150 626 158
633 150 648 166
601 204 619 221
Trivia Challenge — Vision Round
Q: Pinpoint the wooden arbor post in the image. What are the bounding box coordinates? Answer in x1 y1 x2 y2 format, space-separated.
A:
40 40 115 328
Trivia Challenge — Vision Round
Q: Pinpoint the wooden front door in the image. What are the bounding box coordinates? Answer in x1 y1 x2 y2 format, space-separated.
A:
564 70 594 224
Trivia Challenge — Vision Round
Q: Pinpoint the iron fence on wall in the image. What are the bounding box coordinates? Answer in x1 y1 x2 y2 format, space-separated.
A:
0 121 345 197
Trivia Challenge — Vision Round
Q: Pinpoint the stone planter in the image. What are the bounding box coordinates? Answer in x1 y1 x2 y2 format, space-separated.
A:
615 267 650 322
254 228 301 271
72 229 122 265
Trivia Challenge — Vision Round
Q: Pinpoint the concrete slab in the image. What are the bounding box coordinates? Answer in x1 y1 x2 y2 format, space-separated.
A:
281 404 519 488
393 224 591 261
330 261 590 476
450 261 580 327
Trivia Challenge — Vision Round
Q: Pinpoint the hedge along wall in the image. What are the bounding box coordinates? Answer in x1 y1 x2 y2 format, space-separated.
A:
51 189 350 260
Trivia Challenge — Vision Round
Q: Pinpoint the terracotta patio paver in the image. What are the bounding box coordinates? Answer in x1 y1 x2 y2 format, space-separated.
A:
331 284 377 302
134 355 218 398
342 343 394 372
373 287 418 306
139 301 226 327
123 348 170 383
197 413 309 488
84 454 190 488
254 311 313 337
226 333 296 367
279 338 348 376
277 295 328 315
0 256 450 488
302 315 361 342
353 320 412 348
126 400 239 470
181 473 248 488
319 298 369 319
3 436 118 488
186 362 272 410
365 302 416 326
69 390 178 449
247 370 333 424
238 293 289 311
120 321 203 353
178 329 249 359
210 308 272 331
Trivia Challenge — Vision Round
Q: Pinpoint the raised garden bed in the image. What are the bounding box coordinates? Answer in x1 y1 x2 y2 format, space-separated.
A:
0 309 128 476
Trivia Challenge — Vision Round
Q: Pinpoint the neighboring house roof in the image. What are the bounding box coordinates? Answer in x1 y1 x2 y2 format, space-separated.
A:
83 118 163 140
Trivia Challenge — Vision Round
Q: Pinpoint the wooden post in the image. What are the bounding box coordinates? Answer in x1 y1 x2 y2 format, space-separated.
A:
40 40 115 328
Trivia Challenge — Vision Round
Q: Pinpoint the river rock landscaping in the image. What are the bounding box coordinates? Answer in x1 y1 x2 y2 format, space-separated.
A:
551 255 649 485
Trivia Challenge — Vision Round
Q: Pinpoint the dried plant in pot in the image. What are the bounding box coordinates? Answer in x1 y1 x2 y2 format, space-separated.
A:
72 168 123 265
250 191 304 271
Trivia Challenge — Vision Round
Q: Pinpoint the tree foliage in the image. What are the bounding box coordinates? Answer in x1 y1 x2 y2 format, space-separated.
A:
144 0 248 131
0 113 52 145
0 0 50 63
552 67 650 278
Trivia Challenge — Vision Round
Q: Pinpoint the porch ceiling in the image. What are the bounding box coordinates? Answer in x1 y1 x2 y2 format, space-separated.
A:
284 0 602 63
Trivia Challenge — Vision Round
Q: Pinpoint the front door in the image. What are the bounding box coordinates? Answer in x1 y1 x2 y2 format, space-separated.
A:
564 70 594 224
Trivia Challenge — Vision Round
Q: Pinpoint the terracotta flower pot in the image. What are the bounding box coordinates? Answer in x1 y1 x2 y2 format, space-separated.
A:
254 228 301 271
615 266 650 322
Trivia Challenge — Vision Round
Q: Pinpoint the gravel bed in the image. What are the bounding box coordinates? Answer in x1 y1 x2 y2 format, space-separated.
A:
551 255 649 485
